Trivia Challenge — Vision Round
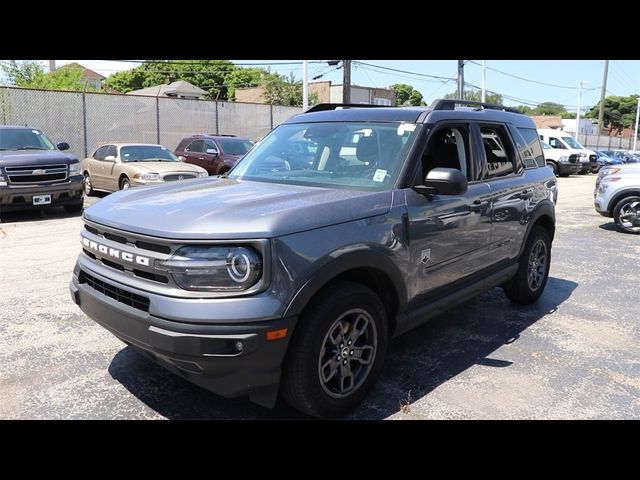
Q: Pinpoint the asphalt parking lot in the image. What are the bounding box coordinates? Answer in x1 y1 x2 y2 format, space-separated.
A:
1 175 639 419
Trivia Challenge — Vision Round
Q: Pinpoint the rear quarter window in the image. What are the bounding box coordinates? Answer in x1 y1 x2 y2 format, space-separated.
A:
513 126 545 168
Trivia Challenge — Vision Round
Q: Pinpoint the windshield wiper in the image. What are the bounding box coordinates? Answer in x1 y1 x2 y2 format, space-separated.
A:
15 147 49 150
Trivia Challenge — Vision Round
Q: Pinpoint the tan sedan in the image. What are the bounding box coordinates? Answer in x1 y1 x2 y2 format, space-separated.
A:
81 143 208 194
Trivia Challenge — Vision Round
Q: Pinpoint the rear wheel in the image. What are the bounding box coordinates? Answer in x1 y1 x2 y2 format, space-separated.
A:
281 280 388 418
503 225 551 304
120 177 131 190
613 196 640 234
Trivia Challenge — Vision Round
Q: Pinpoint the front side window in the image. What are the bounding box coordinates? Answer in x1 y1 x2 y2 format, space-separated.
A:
120 145 179 162
561 136 585 149
548 137 566 149
0 128 56 151
217 138 254 155
419 126 469 182
230 122 421 191
186 140 205 153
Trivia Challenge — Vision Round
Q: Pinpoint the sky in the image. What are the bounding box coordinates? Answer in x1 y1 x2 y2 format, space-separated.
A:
8 60 640 112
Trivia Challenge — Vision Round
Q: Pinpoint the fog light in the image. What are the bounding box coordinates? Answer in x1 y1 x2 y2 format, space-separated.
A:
234 341 244 352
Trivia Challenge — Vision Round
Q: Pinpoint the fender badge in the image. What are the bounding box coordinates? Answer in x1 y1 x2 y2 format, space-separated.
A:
421 249 431 265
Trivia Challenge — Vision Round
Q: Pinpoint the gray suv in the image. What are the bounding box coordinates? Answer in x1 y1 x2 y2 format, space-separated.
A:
70 100 557 418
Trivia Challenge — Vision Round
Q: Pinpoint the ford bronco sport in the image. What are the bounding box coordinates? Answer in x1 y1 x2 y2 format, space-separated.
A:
70 100 557 418
1 126 84 216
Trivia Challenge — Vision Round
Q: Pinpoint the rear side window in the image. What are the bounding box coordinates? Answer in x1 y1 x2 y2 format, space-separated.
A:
93 145 108 160
516 127 545 168
480 126 517 179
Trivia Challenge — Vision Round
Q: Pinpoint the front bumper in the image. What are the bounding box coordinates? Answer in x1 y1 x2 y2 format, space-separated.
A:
594 194 611 217
557 162 581 175
0 174 84 210
70 266 295 401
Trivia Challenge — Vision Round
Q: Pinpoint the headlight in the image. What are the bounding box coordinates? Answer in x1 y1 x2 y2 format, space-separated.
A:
0 174 6 186
69 162 80 173
133 173 160 181
159 245 262 292
558 156 568 162
197 171 208 178
600 167 620 177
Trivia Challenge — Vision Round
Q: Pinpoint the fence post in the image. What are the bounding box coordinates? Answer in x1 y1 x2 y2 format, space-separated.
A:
270 104 274 130
215 101 219 135
156 96 160 144
82 91 88 158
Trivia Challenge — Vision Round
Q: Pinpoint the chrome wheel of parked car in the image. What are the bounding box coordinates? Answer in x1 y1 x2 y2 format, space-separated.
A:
614 196 640 234
546 161 557 176
318 308 378 399
120 178 131 190
83 173 93 196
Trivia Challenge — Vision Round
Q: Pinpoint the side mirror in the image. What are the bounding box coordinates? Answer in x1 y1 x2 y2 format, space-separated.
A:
57 142 69 151
414 168 468 196
206 148 219 155
178 155 186 162
104 155 117 162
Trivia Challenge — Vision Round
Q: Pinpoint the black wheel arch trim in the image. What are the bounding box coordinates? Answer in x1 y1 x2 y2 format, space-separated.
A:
517 201 556 258
283 249 407 318
608 188 640 215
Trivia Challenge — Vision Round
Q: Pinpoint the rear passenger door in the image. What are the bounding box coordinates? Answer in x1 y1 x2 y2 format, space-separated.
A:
405 124 493 299
90 145 109 189
475 123 535 262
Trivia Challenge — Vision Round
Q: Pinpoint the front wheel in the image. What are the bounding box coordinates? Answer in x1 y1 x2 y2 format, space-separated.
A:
613 196 640 234
120 177 131 190
503 225 551 304
83 173 94 196
546 161 558 176
281 280 388 418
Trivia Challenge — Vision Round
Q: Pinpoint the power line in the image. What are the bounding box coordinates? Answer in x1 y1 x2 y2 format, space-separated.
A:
467 60 577 90
112 60 323 66
353 61 458 82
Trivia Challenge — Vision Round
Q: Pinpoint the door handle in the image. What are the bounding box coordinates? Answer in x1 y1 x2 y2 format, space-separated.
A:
197 156 205 160
469 200 489 212
520 188 534 199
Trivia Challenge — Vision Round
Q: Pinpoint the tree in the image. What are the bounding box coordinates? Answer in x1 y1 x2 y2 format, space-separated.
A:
532 102 566 116
391 83 426 106
444 89 503 104
0 61 99 91
104 60 236 99
514 105 533 114
586 95 639 135
261 72 317 107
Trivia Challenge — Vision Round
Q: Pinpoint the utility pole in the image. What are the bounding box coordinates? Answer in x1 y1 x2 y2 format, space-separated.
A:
48 60 56 73
302 60 309 111
342 60 351 104
575 80 587 140
481 60 487 103
457 60 465 100
633 96 639 151
597 60 609 134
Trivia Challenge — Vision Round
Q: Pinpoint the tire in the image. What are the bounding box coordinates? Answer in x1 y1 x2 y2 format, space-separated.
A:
64 202 83 214
281 280 388 418
613 196 640 234
120 177 131 190
546 161 558 176
503 225 551 305
83 173 94 196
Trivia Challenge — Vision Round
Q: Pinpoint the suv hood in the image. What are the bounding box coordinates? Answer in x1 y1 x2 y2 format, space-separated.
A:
84 178 393 239
0 150 78 166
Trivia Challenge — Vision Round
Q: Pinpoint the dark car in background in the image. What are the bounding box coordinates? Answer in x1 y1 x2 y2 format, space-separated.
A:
0 126 84 216
174 134 254 176
600 150 640 164
595 150 624 167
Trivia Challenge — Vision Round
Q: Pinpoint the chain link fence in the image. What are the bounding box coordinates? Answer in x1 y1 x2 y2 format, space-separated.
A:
0 86 302 158
574 132 634 151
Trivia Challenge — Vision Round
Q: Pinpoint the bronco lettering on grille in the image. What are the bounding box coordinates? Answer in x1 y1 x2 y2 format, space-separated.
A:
82 236 150 266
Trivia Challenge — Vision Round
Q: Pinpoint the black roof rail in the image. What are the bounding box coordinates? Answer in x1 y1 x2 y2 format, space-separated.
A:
304 103 394 113
430 99 521 114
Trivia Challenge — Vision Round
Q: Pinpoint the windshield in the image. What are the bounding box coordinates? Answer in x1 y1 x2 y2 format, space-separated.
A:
229 122 421 191
120 145 178 162
0 128 56 151
561 136 585 149
218 138 254 156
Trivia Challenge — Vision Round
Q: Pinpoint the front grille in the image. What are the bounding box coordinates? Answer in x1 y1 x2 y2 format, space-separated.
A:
84 223 169 254
164 174 196 182
79 270 150 312
569 154 579 163
5 164 68 184
135 240 171 254
589 154 597 162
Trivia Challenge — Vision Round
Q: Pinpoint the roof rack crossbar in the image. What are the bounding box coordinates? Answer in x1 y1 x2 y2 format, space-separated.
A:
304 103 393 113
430 99 520 114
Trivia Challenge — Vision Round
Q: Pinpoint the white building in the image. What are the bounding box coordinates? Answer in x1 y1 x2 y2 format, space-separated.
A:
561 118 597 135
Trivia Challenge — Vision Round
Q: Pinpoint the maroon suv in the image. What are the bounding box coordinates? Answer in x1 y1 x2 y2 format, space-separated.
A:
174 134 254 175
